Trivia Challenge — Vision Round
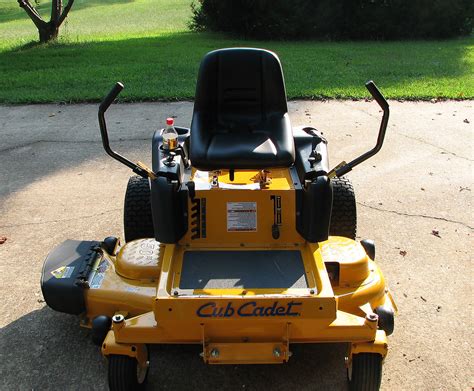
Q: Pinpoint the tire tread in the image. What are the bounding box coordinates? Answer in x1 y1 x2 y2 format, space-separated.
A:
349 353 383 391
108 355 138 391
330 177 357 239
123 176 154 242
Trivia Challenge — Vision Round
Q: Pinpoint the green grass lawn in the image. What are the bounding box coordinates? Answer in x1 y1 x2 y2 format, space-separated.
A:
0 0 473 103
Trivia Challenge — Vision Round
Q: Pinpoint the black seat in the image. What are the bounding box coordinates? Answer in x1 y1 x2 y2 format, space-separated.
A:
190 48 295 170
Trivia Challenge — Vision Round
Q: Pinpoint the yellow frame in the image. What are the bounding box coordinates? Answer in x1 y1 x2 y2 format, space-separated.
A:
93 169 395 364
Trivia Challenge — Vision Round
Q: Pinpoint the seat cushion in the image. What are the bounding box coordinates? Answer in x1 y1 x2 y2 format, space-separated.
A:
191 112 294 170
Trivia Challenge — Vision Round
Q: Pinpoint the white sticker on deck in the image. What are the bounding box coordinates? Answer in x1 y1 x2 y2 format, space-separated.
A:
89 258 109 289
90 273 105 289
227 202 257 232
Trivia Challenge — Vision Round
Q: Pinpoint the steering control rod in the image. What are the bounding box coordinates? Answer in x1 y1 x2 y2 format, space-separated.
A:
328 80 390 178
98 82 152 179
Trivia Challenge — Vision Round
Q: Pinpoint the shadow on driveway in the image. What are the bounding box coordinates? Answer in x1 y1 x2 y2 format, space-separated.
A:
1 306 348 390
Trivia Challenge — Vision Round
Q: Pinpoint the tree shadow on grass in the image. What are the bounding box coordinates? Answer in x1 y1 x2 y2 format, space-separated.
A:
0 32 472 104
1 307 348 390
0 0 135 25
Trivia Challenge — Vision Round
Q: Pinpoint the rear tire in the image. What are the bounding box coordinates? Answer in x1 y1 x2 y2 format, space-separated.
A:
108 354 149 391
330 177 357 239
348 353 383 391
123 175 154 242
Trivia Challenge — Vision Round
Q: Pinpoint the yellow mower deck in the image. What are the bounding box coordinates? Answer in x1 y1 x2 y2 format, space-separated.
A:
81 169 396 366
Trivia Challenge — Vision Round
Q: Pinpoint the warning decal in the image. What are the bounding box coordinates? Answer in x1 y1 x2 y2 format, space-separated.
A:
51 266 74 279
227 202 257 232
89 257 109 289
90 272 105 289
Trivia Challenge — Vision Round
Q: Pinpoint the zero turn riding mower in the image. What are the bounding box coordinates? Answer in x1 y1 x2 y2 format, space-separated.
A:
41 48 397 390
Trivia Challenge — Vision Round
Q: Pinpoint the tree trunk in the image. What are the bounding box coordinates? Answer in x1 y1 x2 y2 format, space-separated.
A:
18 0 75 44
38 22 59 43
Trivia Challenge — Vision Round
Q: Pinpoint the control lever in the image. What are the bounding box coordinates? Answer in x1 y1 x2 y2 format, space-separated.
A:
98 82 154 179
302 127 325 168
328 81 389 178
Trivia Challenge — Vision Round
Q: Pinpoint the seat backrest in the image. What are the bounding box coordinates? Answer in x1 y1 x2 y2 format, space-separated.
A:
190 48 295 170
193 48 288 129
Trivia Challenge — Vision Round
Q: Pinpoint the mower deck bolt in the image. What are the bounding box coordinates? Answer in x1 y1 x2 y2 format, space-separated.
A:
273 348 281 358
210 348 219 358
366 313 378 322
112 314 124 323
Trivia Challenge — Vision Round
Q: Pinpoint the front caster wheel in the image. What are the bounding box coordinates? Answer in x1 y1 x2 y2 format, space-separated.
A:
348 353 382 391
108 351 149 391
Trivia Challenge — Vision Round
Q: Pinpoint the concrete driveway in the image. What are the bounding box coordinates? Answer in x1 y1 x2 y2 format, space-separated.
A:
0 100 472 390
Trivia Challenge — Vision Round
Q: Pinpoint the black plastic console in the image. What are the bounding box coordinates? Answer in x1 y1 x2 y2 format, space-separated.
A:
150 127 191 243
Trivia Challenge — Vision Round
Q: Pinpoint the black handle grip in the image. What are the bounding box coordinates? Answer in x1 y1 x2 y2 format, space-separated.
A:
365 80 388 111
99 82 124 113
